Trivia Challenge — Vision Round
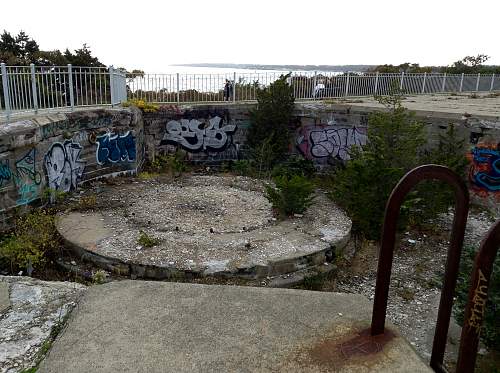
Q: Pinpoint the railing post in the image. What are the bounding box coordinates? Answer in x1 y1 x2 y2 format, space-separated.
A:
313 70 317 100
109 66 115 107
374 72 379 95
233 71 236 103
441 72 447 92
67 64 74 110
490 74 495 91
421 72 427 94
475 73 480 92
176 73 180 104
399 71 404 90
344 72 350 97
1 63 11 119
30 64 38 113
459 73 464 92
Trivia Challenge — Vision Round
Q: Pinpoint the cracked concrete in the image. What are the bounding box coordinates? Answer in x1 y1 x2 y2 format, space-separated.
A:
57 175 352 279
0 276 86 373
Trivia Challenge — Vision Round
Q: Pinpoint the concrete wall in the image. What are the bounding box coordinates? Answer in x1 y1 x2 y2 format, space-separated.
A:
142 105 252 163
0 102 498 231
0 108 143 229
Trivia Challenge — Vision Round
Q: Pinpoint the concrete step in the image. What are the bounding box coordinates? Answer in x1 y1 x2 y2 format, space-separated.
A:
38 281 431 373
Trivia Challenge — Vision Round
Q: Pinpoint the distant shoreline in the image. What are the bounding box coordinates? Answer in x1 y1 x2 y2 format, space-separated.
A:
171 63 375 72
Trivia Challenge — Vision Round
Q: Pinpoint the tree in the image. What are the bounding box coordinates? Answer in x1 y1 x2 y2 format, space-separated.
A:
330 92 426 239
445 54 500 74
247 74 295 170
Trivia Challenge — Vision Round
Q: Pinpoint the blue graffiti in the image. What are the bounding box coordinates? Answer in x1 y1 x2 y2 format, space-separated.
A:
13 149 42 205
471 147 500 192
0 160 12 186
96 131 136 165
16 182 39 205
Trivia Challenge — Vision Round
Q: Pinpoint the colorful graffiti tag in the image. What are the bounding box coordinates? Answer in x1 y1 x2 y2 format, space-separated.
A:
96 131 136 164
14 149 43 205
0 161 12 187
161 116 236 152
469 144 500 194
44 141 86 192
296 125 367 161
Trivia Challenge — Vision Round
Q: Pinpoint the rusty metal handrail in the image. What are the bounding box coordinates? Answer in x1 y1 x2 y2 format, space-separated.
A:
456 219 500 372
370 165 469 373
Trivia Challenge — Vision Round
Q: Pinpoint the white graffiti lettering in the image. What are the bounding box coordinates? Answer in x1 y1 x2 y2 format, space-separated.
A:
310 127 367 160
44 141 85 192
163 116 236 152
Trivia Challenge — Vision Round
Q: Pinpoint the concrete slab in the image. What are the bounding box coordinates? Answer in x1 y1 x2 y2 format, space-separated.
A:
38 281 431 373
57 175 352 280
346 93 500 118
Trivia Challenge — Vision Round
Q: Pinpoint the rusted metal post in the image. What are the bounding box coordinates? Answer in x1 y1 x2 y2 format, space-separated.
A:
370 165 469 373
456 220 500 373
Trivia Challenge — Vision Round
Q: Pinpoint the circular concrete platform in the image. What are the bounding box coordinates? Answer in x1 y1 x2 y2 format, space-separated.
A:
57 175 351 280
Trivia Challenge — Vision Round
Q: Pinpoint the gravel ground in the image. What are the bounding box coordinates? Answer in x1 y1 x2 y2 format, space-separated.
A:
75 174 351 275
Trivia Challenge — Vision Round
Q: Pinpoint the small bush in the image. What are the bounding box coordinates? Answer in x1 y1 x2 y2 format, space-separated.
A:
138 230 160 248
265 175 315 217
454 245 500 350
149 150 187 175
0 210 59 273
233 160 255 176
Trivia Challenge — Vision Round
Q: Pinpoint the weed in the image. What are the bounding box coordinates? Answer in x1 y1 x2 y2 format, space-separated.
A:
92 269 107 284
0 210 59 273
138 230 160 248
397 287 415 301
138 171 160 180
74 194 97 211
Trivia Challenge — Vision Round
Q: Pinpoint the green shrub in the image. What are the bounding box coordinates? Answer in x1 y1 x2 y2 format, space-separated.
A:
247 74 295 171
233 160 255 176
265 175 315 217
454 245 500 351
0 210 59 273
411 123 469 225
149 150 187 175
330 94 425 239
271 155 316 179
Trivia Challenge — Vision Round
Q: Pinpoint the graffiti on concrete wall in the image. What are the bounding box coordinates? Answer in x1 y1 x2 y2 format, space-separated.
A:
96 131 136 165
296 125 367 161
469 143 500 195
14 149 43 205
162 116 236 153
44 141 85 193
0 161 12 187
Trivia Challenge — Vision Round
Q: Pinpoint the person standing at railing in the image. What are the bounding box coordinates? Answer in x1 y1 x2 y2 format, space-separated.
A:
223 79 231 101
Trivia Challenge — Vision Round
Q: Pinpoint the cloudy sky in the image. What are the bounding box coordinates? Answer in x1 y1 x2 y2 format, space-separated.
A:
3 0 499 71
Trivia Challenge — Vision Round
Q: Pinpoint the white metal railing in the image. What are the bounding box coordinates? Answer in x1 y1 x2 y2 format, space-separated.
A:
0 63 127 119
127 71 499 104
1 68 498 119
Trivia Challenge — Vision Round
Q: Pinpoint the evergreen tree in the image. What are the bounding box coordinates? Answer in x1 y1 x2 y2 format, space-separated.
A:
247 74 295 170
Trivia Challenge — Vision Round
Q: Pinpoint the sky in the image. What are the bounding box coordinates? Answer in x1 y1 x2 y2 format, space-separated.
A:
2 0 499 72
